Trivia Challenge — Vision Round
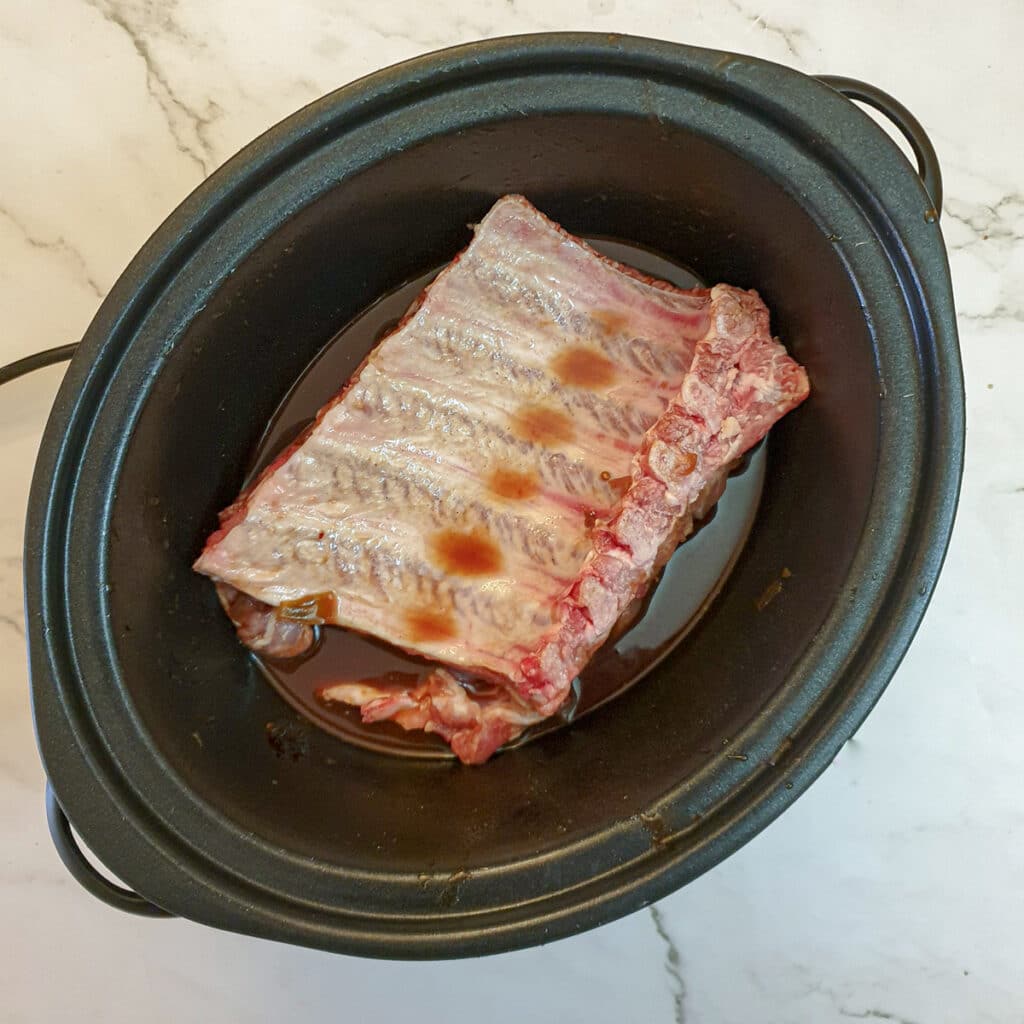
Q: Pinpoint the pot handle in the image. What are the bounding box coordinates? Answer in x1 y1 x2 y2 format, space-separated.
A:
816 75 942 215
46 783 174 918
3 353 162 916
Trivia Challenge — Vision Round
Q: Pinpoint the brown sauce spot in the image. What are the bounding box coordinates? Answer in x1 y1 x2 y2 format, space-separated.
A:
510 404 575 446
600 470 612 481
583 509 598 529
755 579 783 612
487 467 539 501
279 591 336 624
592 309 631 336
429 529 503 576
639 810 671 847
265 720 309 760
550 346 617 389
404 609 457 643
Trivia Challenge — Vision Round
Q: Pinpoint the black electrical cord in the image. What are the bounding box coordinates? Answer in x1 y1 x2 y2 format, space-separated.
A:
0 343 79 387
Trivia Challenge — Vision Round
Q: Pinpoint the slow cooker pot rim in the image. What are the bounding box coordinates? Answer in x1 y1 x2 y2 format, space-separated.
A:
27 33 964 957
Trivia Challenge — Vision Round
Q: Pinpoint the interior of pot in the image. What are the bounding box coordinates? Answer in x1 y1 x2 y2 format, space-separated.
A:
104 113 877 873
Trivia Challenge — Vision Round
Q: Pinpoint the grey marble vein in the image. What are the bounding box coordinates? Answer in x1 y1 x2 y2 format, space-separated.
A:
83 0 218 176
958 303 1024 325
334 8 498 51
723 0 810 61
0 206 104 299
0 612 25 638
945 193 1024 254
839 1008 923 1024
649 906 686 1023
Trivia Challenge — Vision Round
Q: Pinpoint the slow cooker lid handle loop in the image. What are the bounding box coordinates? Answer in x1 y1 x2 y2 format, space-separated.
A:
816 75 943 216
46 783 174 918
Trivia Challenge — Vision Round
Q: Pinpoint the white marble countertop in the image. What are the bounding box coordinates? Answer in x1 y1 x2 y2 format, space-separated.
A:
2 1 1020 1021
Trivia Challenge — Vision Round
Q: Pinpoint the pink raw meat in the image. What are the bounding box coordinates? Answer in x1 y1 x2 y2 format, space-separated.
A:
194 195 809 763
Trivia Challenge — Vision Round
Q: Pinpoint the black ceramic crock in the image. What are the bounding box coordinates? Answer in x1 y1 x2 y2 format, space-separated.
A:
25 33 964 957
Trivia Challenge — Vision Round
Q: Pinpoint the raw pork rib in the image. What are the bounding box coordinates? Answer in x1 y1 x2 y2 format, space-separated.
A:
195 195 809 763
